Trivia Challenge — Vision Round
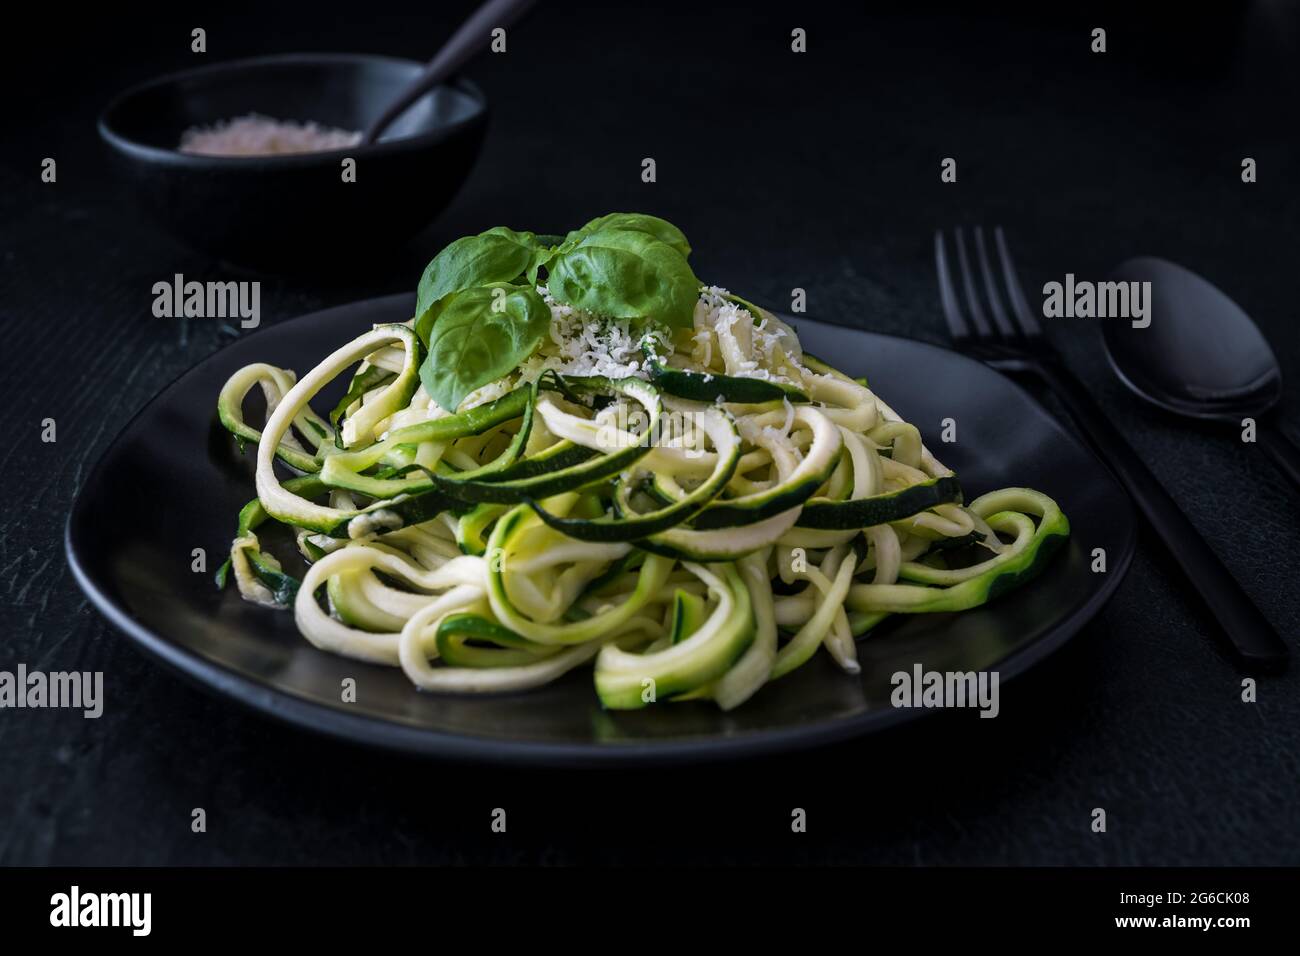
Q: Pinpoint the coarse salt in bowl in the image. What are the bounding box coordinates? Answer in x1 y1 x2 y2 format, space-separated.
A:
178 113 362 157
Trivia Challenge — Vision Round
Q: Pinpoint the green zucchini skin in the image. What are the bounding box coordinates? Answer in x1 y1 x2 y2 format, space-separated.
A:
531 483 697 541
636 507 802 562
236 475 326 538
983 526 1069 602
245 550 301 605
594 563 755 709
427 443 647 504
476 441 595 482
575 551 641 599
846 491 1070 615
456 503 509 556
925 530 983 553
797 475 964 530
216 373 324 473
320 488 470 539
720 291 771 320
689 454 837 530
435 614 558 668
253 324 426 534
645 357 809 405
329 365 396 449
801 352 860 385
328 569 405 632
318 385 536 502
426 374 662 505
486 503 677 647
689 405 842 530
387 385 532 449
526 409 742 542
215 475 326 593
669 589 708 644
333 325 424 450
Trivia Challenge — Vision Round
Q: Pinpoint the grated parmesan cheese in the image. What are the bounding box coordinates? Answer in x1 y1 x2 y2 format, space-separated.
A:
516 286 670 382
693 286 803 385
422 286 805 415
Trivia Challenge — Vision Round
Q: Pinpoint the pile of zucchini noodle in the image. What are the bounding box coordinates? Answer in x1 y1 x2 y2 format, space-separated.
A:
216 287 1069 710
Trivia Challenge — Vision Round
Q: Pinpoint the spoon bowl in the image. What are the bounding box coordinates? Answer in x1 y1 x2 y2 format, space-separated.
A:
1103 256 1300 487
1102 257 1283 420
98 53 488 269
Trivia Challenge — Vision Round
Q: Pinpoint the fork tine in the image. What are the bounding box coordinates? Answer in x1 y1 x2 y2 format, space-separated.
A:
953 227 994 338
973 227 1018 337
933 230 970 345
993 226 1044 339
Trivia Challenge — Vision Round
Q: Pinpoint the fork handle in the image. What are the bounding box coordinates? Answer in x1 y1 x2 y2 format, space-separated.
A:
1030 357 1288 670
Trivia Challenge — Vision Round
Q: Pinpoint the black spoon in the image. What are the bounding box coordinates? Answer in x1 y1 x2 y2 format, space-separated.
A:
362 0 537 145
1104 256 1300 487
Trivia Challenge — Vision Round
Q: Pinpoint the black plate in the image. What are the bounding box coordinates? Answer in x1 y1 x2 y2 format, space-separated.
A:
66 294 1135 765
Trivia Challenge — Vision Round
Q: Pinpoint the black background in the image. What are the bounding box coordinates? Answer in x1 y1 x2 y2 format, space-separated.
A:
1 1 1298 865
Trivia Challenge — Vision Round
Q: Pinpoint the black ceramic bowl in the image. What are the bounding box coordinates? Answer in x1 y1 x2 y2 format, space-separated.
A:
98 53 488 268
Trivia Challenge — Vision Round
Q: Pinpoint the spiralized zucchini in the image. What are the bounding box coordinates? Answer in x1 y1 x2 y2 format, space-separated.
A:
216 278 1068 711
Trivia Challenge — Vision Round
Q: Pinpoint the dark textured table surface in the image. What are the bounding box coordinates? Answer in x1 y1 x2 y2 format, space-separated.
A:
2 2 1297 865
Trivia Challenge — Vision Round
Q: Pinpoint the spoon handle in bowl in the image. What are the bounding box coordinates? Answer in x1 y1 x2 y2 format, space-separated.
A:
1257 417 1300 490
363 0 537 145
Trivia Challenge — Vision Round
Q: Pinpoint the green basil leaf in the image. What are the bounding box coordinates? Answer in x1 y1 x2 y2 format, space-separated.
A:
414 227 545 342
418 283 551 412
482 226 537 242
564 213 691 259
545 229 701 329
524 233 568 285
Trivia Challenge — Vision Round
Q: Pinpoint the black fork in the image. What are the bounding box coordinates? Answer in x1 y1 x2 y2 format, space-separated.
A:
936 226 1045 365
935 227 1287 671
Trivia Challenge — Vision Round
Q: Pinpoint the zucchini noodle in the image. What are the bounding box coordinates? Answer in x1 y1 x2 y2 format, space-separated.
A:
216 284 1069 711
